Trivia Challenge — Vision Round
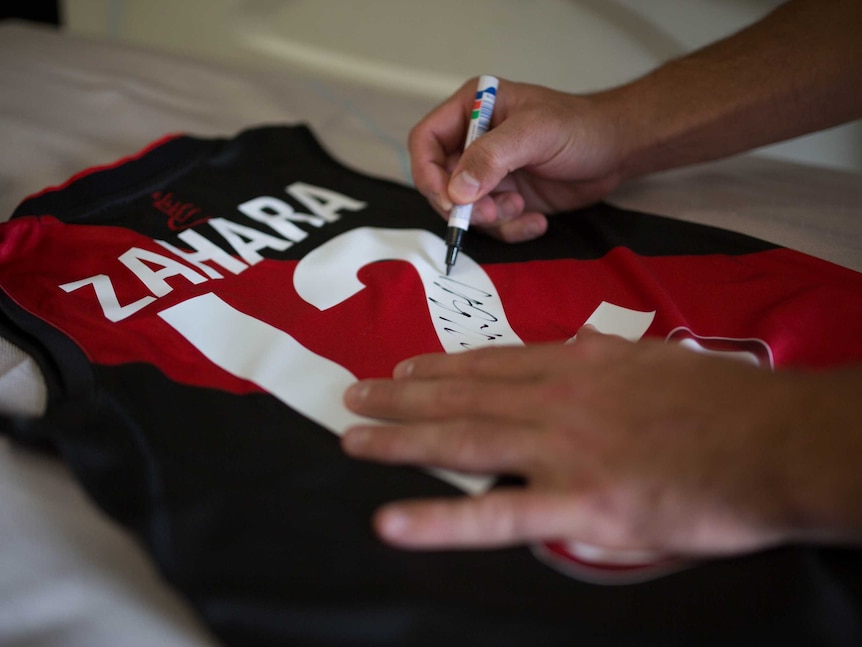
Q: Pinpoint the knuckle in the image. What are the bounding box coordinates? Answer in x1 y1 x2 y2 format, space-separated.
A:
466 139 508 177
505 507 530 542
479 495 525 542
407 122 426 152
431 379 479 411
535 372 578 407
578 491 653 549
369 383 406 415
445 419 484 463
458 347 499 376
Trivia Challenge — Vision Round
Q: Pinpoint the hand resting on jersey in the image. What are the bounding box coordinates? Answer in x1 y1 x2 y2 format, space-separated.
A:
342 327 862 555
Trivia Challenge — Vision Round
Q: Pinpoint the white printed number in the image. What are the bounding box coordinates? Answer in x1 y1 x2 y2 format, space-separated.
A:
160 227 657 493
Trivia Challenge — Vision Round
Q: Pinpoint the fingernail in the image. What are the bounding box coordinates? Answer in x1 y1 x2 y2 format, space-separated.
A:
345 382 371 406
497 194 520 222
521 219 544 240
342 426 371 453
449 171 480 203
378 508 411 539
393 359 414 379
431 191 452 213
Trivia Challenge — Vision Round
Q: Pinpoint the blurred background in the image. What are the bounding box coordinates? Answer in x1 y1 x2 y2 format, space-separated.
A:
3 0 861 173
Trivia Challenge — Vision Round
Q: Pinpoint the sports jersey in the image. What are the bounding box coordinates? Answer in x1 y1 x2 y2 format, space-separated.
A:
1 124 861 646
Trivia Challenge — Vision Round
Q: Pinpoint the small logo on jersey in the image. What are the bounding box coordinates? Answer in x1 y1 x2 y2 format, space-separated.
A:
151 191 210 231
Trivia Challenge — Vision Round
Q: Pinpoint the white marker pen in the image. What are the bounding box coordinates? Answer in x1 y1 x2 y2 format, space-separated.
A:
444 75 499 276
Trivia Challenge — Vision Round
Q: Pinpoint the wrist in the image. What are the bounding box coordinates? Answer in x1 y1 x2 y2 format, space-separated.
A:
589 82 661 183
778 369 862 547
591 61 745 183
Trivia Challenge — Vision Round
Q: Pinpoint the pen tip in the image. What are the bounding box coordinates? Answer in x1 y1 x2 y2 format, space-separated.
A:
445 264 452 276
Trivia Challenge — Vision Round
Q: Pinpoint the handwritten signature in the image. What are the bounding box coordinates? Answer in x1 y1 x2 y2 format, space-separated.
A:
428 274 506 349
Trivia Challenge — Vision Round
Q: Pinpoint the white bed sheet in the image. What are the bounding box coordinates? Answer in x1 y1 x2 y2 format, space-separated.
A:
0 20 860 647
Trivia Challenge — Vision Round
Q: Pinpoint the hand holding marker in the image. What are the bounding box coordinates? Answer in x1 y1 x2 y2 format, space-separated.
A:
444 75 499 275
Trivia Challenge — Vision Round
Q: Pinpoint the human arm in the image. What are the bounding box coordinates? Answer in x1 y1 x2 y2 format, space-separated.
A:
616 0 862 179
409 0 862 243
341 328 862 555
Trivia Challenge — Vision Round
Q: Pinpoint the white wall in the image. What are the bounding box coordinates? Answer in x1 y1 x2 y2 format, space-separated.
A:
62 0 862 173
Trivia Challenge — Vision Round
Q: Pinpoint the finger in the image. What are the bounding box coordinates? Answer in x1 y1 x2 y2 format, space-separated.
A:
466 191 521 227
445 128 518 206
342 419 542 474
446 114 555 206
465 192 548 242
343 375 539 421
565 323 640 363
392 342 574 381
372 489 581 549
574 322 608 340
424 165 457 217
408 78 479 212
484 211 549 243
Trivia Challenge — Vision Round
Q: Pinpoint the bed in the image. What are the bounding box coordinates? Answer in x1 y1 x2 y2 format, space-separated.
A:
1 20 861 647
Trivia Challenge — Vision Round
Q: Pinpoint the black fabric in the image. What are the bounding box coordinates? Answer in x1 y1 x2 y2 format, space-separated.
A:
1 2 60 26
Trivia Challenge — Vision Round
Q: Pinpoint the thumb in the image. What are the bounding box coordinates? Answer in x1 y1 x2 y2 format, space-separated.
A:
447 120 539 205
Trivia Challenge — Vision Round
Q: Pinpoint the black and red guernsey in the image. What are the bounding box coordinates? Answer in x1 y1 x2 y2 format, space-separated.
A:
1 125 861 646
